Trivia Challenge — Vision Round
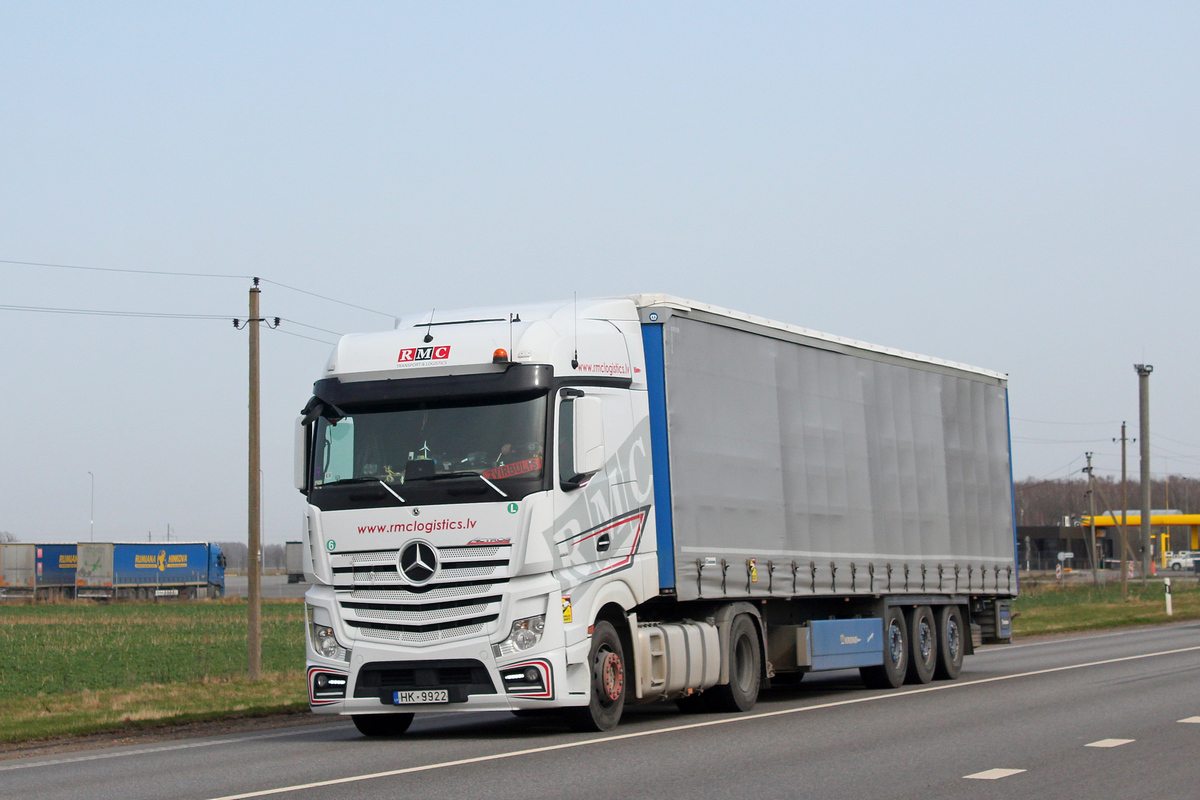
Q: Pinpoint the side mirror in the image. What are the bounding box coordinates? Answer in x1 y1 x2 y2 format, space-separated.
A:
572 396 605 478
294 416 309 492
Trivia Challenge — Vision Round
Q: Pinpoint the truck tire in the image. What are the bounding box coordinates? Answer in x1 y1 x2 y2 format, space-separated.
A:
351 712 415 737
933 605 965 680
905 606 936 685
704 614 761 713
567 620 626 732
860 606 907 689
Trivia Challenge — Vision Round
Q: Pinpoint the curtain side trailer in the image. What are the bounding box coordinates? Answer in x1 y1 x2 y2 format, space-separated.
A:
298 295 1016 735
74 542 226 600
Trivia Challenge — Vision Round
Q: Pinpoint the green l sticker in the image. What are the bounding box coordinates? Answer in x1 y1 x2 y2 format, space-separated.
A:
507 503 519 514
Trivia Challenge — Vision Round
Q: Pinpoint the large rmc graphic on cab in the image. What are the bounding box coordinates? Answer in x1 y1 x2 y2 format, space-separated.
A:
295 295 1016 735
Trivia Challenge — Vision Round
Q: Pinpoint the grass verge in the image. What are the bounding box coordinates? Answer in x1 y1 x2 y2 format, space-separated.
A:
0 599 306 743
2 583 1196 744
1013 579 1200 636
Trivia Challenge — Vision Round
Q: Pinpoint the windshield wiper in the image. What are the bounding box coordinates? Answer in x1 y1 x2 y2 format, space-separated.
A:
317 477 406 502
405 470 508 498
403 471 480 483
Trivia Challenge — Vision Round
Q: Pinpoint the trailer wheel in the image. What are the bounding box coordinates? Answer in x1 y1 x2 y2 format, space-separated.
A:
933 605 965 680
351 713 415 737
905 606 936 684
705 614 761 713
567 620 626 732
860 606 907 689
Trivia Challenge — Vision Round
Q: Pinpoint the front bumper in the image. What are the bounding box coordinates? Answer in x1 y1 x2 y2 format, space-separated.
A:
305 582 588 714
307 635 585 714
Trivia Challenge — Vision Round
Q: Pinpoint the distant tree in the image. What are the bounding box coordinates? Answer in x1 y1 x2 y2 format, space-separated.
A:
1014 474 1199 526
263 543 285 571
216 541 249 570
215 541 290 572
0 531 18 542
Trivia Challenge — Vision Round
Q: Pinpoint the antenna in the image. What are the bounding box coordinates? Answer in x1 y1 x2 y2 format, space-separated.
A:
571 293 579 369
423 309 435 343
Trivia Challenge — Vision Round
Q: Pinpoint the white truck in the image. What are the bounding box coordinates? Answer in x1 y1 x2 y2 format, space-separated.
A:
296 295 1016 735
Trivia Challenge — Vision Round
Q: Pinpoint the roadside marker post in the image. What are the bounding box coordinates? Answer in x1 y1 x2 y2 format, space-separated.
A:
1165 578 1173 616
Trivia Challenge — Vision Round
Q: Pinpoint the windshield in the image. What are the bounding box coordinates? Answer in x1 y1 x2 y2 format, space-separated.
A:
310 395 547 505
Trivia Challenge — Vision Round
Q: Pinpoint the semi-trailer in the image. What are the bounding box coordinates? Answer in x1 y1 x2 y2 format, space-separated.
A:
0 543 36 597
296 295 1016 735
35 543 78 599
286 541 305 583
75 542 226 600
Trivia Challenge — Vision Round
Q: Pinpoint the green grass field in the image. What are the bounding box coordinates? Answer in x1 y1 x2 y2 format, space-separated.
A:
1013 579 1200 635
0 599 307 742
0 582 1195 744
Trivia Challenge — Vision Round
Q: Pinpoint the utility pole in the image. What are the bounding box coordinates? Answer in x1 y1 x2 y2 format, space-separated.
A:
1115 422 1131 599
1085 452 1098 584
246 280 262 680
88 470 94 543
1135 364 1153 586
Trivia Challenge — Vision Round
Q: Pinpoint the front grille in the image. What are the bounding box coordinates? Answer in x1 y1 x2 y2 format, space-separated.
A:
355 659 497 703
332 543 512 645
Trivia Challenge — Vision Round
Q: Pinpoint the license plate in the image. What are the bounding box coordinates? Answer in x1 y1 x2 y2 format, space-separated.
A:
393 689 449 705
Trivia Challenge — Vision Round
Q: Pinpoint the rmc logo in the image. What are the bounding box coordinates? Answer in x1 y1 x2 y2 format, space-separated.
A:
398 345 451 363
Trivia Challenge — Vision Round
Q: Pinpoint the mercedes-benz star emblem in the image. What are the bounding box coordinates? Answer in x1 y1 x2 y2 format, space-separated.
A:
398 541 438 584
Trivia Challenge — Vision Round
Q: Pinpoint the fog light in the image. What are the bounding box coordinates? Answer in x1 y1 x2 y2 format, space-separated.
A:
499 660 551 698
310 669 348 702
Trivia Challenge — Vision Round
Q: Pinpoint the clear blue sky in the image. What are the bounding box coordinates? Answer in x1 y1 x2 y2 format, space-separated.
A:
2 3 1197 543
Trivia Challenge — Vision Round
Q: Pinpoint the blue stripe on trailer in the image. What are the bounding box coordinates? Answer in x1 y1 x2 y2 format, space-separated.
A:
1005 388 1019 592
642 323 675 591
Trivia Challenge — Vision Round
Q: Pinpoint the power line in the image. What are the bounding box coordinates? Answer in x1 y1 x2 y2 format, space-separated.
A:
2 305 343 343
2 257 394 318
1156 434 1200 450
276 317 342 336
0 304 232 320
259 279 393 319
268 327 337 346
0 258 250 280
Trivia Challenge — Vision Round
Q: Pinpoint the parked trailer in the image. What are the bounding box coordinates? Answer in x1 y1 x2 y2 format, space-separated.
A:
76 542 226 600
0 543 36 597
286 541 305 583
35 544 78 599
296 295 1016 735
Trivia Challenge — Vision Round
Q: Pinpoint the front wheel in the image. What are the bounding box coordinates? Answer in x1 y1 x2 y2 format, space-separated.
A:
351 712 415 737
567 620 627 732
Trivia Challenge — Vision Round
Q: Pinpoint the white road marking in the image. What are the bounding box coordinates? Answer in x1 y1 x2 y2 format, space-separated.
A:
199 643 1200 800
1178 717 1200 723
0 724 351 773
964 768 1026 780
1086 739 1134 748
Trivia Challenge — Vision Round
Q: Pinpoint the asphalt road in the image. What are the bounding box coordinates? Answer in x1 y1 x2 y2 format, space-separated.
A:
222 574 310 599
5 623 1200 800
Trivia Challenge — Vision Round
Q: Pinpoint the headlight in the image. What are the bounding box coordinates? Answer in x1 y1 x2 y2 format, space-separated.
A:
310 623 350 662
492 615 546 657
